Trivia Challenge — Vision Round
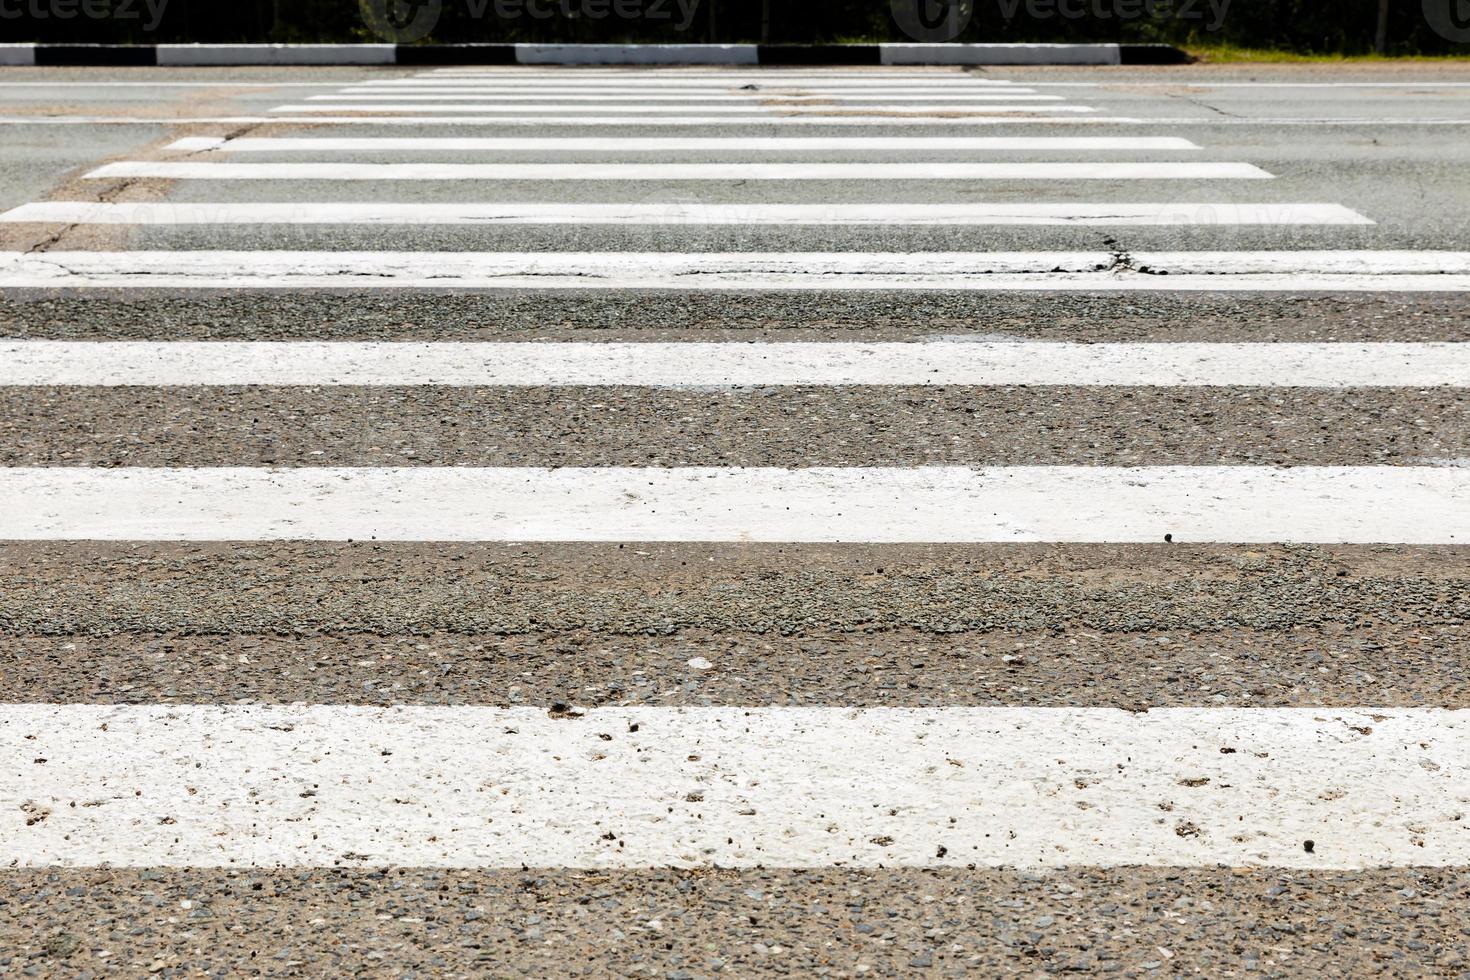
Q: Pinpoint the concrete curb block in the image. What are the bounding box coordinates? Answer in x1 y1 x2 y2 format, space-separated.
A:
0 41 1192 67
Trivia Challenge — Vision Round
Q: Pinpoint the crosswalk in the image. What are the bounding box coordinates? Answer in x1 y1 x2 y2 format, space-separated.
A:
2 64 1469 971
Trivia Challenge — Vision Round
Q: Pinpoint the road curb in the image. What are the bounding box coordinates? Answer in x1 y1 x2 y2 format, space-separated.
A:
0 42 1192 68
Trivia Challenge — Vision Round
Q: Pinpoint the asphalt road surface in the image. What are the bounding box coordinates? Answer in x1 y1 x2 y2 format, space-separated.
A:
0 61 1468 978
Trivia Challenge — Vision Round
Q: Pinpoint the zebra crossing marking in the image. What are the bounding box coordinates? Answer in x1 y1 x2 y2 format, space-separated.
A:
3 202 1363 227
4 704 1464 869
0 341 1457 387
272 102 1100 115
4 250 1462 291
82 161 1271 181
163 135 1203 152
1 66 1468 897
317 92 1066 102
1 465 1463 542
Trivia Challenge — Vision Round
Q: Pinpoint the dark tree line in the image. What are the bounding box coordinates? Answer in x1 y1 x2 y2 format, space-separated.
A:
3 0 1466 55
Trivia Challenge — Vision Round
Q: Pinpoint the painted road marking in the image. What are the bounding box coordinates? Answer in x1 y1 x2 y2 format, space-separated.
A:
0 114 1171 126
164 135 1203 152
82 161 1271 181
4 250 1464 291
10 116 1470 126
0 341 1458 387
411 75 1019 86
272 102 1099 114
2 704 1465 868
1 202 1365 227
0 466 1463 543
318 91 1062 101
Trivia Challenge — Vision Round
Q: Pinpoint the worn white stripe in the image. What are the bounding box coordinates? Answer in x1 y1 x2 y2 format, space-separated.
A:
344 84 1028 93
170 135 1201 152
0 114 1155 126
14 115 1470 126
273 102 1097 114
1022 81 1470 88
6 250 1465 292
319 91 1061 102
0 81 455 88
0 466 1464 543
3 704 1463 869
1 202 1367 228
82 162 1271 181
0 341 1458 388
414 74 1016 85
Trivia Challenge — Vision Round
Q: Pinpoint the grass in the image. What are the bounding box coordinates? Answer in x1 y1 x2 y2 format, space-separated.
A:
1187 42 1470 63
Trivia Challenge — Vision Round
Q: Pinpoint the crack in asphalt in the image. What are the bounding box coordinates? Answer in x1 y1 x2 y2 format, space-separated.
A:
1099 236 1137 274
25 121 269 254
1163 89 1242 120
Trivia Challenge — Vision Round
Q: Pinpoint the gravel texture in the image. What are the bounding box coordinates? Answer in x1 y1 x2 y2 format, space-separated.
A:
3 293 1470 342
2 386 1464 467
1 542 1465 637
1 867 1467 978
0 626 1463 708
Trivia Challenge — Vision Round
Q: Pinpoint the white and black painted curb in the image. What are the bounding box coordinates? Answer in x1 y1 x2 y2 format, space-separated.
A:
0 42 1191 68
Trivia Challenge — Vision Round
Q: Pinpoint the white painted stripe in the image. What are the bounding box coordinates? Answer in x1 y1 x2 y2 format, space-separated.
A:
347 84 1024 93
1019 81 1470 89
0 466 1464 543
0 114 1159 127
0 341 1457 388
273 103 1098 114
317 91 1063 102
82 162 1271 181
4 704 1463 869
171 135 1202 152
1 202 1367 228
10 115 1470 127
362 76 1014 83
417 73 1012 84
164 136 229 152
339 83 1034 90
0 81 415 87
516 42 759 65
419 66 971 71
6 251 1467 292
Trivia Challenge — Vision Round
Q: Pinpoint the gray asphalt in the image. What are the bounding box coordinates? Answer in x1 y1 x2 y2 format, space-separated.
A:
3 61 1470 978
4 624 1466 708
2 385 1464 466
3 868 1466 977
4 64 1470 256
4 291 1470 342
4 541 1464 636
